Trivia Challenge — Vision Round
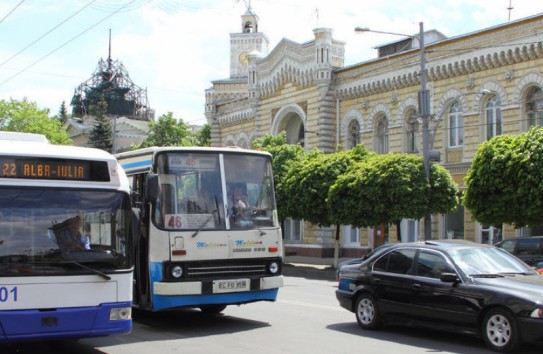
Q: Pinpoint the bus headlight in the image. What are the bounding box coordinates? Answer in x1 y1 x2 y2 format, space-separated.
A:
171 265 183 278
269 262 279 274
110 307 132 321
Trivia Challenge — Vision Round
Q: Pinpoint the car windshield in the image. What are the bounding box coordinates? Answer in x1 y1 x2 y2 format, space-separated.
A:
449 247 532 276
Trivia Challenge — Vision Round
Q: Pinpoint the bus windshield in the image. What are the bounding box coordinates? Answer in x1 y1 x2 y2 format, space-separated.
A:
154 151 277 230
0 187 132 275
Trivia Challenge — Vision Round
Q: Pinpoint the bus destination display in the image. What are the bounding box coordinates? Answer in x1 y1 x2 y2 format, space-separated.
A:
0 157 110 181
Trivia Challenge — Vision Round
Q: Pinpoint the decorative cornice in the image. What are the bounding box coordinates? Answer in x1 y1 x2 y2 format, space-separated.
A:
335 41 543 100
217 108 254 127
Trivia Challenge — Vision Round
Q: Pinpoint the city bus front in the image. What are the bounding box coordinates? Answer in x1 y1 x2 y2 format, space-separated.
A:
0 187 133 342
146 149 283 312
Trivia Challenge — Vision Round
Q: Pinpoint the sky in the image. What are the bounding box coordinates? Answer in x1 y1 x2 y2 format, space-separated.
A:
1 0 543 126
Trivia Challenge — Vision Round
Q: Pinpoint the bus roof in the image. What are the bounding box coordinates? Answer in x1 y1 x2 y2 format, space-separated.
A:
0 138 116 161
0 131 49 143
116 146 272 174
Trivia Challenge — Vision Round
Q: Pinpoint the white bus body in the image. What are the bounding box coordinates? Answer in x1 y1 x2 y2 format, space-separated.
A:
117 147 283 312
0 132 133 341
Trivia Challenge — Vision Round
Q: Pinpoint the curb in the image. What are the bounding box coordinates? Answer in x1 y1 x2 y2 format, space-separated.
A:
282 263 337 281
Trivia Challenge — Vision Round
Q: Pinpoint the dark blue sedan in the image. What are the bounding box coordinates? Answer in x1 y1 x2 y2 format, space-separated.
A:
336 240 543 352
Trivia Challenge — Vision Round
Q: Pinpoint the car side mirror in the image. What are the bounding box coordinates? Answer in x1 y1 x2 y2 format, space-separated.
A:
440 272 459 283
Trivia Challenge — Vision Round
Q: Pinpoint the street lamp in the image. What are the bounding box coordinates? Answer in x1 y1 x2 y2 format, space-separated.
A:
356 22 433 240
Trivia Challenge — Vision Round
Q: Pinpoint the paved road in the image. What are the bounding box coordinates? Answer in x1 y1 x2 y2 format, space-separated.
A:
1 275 542 354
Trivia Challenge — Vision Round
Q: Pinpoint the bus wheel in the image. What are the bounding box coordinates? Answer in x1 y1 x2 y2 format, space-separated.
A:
199 305 227 314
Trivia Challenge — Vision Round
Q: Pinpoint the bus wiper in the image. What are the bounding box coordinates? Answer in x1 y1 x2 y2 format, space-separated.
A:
191 209 218 238
62 261 111 280
252 223 266 236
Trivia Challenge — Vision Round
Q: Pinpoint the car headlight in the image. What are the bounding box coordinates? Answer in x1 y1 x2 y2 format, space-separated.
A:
530 308 543 318
110 307 132 321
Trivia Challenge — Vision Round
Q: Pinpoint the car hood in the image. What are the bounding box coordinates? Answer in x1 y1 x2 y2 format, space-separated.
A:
474 274 543 300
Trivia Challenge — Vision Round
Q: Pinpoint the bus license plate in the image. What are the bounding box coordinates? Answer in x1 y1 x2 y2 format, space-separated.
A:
213 279 250 293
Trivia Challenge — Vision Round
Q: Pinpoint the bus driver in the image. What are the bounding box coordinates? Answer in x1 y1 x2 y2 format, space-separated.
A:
58 216 90 251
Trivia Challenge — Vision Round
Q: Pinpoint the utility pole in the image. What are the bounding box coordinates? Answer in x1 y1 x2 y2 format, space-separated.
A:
417 22 432 240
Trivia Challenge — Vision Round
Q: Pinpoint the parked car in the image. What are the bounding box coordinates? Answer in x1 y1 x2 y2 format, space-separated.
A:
336 240 543 352
494 236 543 266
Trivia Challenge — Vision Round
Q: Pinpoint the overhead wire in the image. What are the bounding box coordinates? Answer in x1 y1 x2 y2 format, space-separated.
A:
0 0 98 69
0 0 25 25
0 0 136 87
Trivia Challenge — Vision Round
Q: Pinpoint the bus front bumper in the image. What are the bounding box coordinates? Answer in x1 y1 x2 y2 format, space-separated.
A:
153 275 283 296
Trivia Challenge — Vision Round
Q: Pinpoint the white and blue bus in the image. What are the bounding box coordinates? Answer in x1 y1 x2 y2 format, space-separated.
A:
0 132 133 342
116 147 283 313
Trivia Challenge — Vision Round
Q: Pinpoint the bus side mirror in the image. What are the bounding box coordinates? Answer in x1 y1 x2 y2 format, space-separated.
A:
146 173 159 201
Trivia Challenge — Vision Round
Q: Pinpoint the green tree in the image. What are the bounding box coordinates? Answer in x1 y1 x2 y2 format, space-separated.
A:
57 101 69 125
281 145 371 226
329 153 458 228
89 95 113 152
0 98 71 144
138 112 193 148
195 123 211 146
464 127 543 228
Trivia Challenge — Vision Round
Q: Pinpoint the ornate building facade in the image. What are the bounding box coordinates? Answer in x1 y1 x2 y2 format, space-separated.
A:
206 9 543 257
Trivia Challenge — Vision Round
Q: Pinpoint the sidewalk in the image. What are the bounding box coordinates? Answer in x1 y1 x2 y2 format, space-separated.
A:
282 255 353 281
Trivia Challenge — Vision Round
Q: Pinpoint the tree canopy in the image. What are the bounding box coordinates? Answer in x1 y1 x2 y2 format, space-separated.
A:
329 153 458 227
463 127 543 228
0 98 71 145
137 112 194 148
280 145 372 227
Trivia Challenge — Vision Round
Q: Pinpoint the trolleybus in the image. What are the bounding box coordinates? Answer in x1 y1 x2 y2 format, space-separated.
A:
0 132 133 341
116 146 283 313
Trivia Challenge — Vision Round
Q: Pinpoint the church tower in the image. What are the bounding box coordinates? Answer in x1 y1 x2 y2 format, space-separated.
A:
229 5 269 79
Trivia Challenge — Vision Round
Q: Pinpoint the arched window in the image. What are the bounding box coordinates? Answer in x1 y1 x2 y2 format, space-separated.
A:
526 87 543 128
348 120 360 149
237 138 248 148
485 94 502 140
376 115 388 154
448 101 463 147
405 109 419 153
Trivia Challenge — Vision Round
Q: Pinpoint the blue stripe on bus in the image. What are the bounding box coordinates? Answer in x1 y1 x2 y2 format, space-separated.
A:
0 302 132 342
151 289 279 312
120 159 152 170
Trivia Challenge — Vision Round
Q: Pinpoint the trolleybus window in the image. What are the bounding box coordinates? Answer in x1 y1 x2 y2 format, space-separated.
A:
0 188 131 274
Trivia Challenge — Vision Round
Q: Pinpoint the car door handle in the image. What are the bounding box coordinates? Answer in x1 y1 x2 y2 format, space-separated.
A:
412 283 421 289
371 279 381 285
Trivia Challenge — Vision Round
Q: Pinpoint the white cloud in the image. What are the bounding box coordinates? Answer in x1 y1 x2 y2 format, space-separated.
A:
1 0 543 124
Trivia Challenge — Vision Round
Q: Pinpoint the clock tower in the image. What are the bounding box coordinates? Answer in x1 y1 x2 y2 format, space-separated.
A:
230 6 269 79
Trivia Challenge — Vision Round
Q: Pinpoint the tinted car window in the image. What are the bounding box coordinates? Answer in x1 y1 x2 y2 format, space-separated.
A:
416 251 455 279
517 239 541 256
374 249 416 274
498 239 516 253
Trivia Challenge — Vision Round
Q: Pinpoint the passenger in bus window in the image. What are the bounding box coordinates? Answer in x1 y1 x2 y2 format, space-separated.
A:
57 216 90 251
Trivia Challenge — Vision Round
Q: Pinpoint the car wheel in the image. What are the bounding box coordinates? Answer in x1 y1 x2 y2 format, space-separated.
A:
199 305 227 314
482 308 520 352
355 293 381 330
